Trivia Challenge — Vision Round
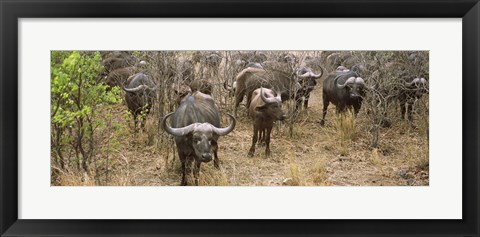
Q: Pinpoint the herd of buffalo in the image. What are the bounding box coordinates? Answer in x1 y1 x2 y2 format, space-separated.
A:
100 51 429 185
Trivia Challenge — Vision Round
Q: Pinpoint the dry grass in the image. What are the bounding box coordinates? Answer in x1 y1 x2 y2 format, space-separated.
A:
334 111 357 156
52 58 429 186
310 156 328 185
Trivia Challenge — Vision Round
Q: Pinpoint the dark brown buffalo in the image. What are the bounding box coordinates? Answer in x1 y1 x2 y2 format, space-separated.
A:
296 66 324 109
204 52 222 69
101 51 134 73
398 77 428 122
248 88 286 157
123 73 157 129
162 92 236 185
320 70 366 126
105 67 135 87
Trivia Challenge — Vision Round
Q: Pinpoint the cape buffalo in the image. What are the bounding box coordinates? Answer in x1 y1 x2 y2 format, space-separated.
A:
231 51 267 71
201 51 222 78
105 66 135 88
320 71 366 126
123 73 157 129
248 88 286 157
162 92 236 185
176 57 195 84
223 63 262 97
101 51 134 73
296 66 324 109
398 77 428 122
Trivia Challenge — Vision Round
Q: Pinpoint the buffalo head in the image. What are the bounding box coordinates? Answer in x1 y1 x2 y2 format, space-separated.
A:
162 112 236 162
337 76 366 99
255 87 286 121
405 77 428 97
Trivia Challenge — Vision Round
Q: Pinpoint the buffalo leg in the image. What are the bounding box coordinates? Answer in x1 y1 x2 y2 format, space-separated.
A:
295 94 303 112
193 160 201 186
133 112 139 131
304 92 310 109
407 102 414 122
353 103 361 117
320 98 329 126
261 129 266 146
265 126 273 157
179 154 188 186
246 91 254 116
213 142 220 169
400 102 406 120
248 124 259 157
257 129 263 145
257 128 266 146
234 89 245 117
140 113 147 130
246 91 253 108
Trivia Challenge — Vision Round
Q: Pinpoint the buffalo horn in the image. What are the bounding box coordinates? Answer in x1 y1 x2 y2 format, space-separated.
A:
123 85 148 92
211 113 236 136
124 84 158 93
260 87 280 104
405 78 420 87
355 77 365 85
299 67 324 79
336 77 356 89
162 112 196 136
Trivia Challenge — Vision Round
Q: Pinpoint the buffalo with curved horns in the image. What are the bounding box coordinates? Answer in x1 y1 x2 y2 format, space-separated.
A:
320 71 366 126
162 91 236 185
398 77 428 122
123 73 157 129
296 66 324 109
248 87 286 157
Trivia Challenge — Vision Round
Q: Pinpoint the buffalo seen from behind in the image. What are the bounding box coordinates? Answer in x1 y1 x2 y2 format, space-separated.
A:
123 73 157 130
233 67 304 116
162 91 236 186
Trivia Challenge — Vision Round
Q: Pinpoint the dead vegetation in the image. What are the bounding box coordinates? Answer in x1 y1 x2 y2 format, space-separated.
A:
51 51 429 186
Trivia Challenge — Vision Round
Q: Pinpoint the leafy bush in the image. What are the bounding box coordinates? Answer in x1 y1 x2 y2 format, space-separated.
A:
51 51 122 177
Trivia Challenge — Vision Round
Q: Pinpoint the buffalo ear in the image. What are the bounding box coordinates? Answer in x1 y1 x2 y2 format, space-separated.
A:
255 104 267 112
185 131 194 140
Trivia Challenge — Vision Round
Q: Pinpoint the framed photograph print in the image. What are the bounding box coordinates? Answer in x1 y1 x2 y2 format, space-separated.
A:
1 0 479 236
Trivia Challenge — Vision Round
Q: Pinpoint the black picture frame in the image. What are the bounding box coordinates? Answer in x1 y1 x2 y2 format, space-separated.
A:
1 0 479 236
